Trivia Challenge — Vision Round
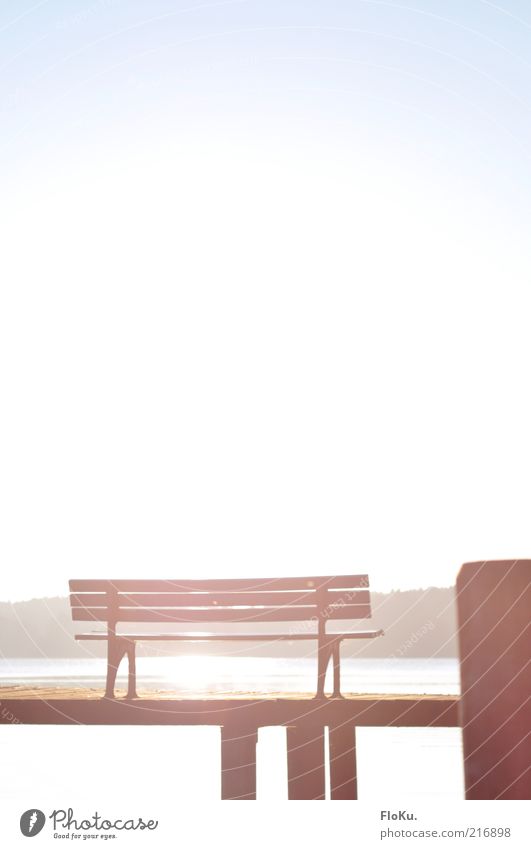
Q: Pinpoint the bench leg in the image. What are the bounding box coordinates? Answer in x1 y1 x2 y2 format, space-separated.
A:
332 639 342 698
316 640 332 698
126 641 138 699
105 638 128 699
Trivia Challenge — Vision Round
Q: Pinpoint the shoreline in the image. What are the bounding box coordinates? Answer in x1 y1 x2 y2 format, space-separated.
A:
0 684 459 701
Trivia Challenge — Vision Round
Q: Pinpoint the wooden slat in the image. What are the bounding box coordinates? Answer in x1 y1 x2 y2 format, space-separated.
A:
74 633 319 641
69 575 369 593
70 591 320 608
75 633 320 640
70 593 108 607
71 604 371 623
325 596 372 619
324 590 370 607
0 696 460 727
69 589 370 609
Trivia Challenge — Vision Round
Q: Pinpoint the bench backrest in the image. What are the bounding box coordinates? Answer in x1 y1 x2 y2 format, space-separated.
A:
69 576 372 629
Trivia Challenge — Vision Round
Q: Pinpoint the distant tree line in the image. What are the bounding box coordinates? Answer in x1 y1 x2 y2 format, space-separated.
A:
0 587 457 658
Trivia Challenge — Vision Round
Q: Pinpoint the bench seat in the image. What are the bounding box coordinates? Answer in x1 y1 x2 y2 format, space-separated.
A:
75 631 383 641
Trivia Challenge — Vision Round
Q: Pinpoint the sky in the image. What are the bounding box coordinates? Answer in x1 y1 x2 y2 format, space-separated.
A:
1 0 531 601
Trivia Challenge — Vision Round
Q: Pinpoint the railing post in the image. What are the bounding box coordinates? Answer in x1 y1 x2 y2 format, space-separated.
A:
287 721 326 799
220 725 258 800
457 560 531 799
329 723 358 799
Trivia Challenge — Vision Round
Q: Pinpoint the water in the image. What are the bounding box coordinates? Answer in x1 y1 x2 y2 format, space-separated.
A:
0 657 464 801
0 656 460 695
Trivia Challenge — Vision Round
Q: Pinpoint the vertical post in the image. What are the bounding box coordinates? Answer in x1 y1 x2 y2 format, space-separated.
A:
220 725 258 800
457 560 531 799
287 722 326 799
329 723 358 799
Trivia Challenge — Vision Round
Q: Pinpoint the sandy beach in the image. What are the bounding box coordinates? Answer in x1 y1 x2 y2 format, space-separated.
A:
0 684 459 701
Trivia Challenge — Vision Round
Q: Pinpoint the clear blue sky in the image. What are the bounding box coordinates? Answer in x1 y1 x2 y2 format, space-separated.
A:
1 1 531 599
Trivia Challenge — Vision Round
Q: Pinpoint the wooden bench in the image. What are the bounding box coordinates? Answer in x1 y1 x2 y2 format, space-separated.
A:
69 576 383 699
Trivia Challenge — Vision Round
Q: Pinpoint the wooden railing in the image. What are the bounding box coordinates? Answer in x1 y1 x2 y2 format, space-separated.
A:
0 693 458 799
